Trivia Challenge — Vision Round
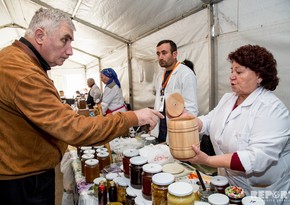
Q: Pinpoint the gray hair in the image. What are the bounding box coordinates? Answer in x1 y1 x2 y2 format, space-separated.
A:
25 8 76 37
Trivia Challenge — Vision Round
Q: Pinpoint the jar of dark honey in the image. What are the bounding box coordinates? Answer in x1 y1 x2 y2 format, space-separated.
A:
122 149 139 178
126 187 137 205
151 172 175 205
97 151 110 171
81 153 94 176
210 176 229 194
85 159 100 183
142 163 162 200
129 156 148 189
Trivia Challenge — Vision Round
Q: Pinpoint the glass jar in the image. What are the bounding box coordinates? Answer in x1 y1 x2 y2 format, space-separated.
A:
79 146 92 158
242 196 265 205
85 159 100 183
135 196 146 205
167 182 195 205
81 153 94 176
93 177 107 197
210 176 229 194
198 186 217 202
96 147 108 153
126 187 137 205
98 181 108 205
83 149 96 158
97 151 110 171
114 177 128 204
151 172 175 205
122 149 139 178
109 180 117 203
140 133 150 146
225 186 246 205
142 163 162 200
145 136 156 146
129 156 148 189
106 172 118 191
208 193 230 205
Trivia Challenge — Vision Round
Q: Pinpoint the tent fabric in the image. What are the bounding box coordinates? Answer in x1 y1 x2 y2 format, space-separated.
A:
1 0 290 114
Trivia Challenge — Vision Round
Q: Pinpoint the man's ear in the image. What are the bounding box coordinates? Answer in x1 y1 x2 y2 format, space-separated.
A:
34 28 46 44
173 50 178 59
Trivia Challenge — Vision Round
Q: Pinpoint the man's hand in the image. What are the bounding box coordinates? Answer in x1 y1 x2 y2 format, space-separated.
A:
134 108 164 131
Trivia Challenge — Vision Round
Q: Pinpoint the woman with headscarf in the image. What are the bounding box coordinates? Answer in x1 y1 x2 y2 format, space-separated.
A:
100 68 127 115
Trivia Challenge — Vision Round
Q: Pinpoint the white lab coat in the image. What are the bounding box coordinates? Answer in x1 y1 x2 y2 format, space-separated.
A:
199 87 290 205
101 82 126 115
151 63 198 140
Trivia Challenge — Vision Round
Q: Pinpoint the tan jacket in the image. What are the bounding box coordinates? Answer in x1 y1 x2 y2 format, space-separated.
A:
0 40 137 179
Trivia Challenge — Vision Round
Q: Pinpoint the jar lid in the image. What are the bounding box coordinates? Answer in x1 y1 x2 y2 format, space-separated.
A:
194 202 210 205
134 196 146 205
152 173 174 185
208 193 230 205
94 145 104 149
81 153 94 159
142 163 162 173
140 133 150 139
96 147 108 153
130 156 148 165
85 159 99 166
126 187 137 197
210 176 229 186
97 151 109 157
123 148 139 157
242 196 265 205
145 136 155 141
105 172 118 180
168 182 193 196
83 149 95 154
93 177 106 185
80 146 92 150
113 176 128 187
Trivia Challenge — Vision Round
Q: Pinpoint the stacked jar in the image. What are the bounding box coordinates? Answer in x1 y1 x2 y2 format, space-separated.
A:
142 163 162 200
122 149 139 178
167 182 195 205
85 159 100 183
97 151 110 171
151 172 175 205
129 156 148 189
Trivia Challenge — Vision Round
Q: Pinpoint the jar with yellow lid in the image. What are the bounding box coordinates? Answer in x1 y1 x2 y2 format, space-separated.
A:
167 181 195 205
151 172 175 205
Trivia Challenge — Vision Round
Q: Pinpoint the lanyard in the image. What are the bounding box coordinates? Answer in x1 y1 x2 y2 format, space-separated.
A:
160 61 180 96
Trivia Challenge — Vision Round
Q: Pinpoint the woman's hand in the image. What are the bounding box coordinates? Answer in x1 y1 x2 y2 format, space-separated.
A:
182 144 211 166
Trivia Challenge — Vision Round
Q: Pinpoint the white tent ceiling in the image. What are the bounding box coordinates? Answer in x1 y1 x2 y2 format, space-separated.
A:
1 0 290 114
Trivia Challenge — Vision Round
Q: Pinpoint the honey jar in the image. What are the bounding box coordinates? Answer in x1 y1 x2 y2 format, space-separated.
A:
81 153 94 176
142 163 162 200
97 151 110 171
122 149 139 178
167 182 195 205
129 156 148 189
83 149 96 158
151 172 175 205
85 159 100 183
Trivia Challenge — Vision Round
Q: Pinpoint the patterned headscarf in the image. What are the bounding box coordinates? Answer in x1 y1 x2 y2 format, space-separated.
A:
101 68 121 88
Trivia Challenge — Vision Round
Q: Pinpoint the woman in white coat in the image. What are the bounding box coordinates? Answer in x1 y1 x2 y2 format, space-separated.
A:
184 45 290 205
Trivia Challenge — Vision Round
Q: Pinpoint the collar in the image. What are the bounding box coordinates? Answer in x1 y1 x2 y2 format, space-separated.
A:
19 37 51 72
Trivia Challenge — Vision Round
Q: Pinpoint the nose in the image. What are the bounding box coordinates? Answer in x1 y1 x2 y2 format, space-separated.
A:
66 44 73 56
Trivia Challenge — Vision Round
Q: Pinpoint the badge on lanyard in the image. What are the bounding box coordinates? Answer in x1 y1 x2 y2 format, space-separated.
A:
159 95 165 112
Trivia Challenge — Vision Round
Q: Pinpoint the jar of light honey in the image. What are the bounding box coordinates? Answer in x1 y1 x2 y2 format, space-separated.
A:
167 182 195 205
85 159 100 183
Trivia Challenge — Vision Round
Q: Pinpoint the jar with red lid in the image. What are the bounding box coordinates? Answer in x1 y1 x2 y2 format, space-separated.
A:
85 159 100 183
142 163 162 200
81 153 94 176
122 149 139 178
129 156 148 189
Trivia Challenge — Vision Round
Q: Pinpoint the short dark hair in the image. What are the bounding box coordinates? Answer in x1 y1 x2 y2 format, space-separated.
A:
156 40 177 53
182 59 196 75
228 44 279 91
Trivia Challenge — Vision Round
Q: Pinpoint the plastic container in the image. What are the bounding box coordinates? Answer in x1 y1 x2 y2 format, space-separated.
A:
210 176 229 194
167 182 195 205
81 153 95 176
151 172 175 205
242 196 265 205
208 193 229 205
129 156 148 189
84 159 100 183
122 149 139 178
142 163 162 200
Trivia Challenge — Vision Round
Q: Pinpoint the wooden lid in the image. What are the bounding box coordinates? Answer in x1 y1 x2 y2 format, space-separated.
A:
166 92 184 118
